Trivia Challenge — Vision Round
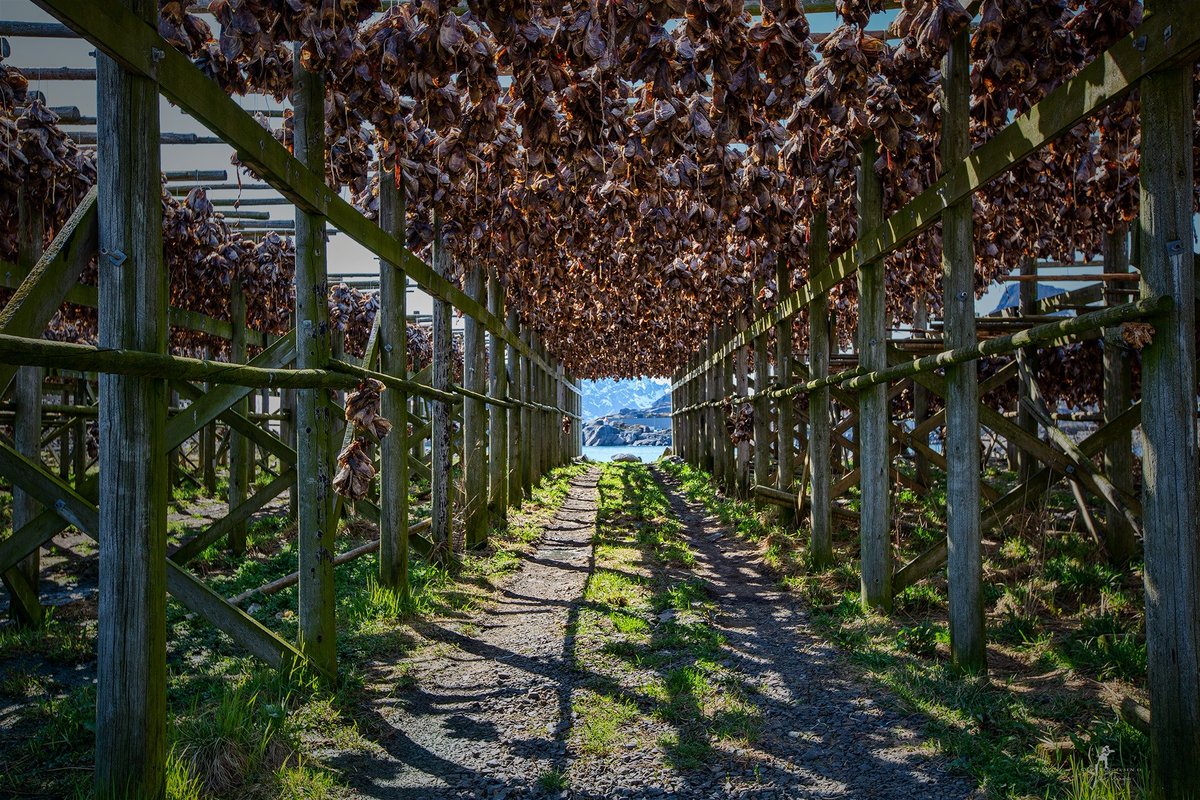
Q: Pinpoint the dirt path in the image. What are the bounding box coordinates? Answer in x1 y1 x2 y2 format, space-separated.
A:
337 465 977 799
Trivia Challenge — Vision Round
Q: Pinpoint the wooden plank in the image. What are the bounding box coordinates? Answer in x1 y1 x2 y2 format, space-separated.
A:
775 261 795 524
1102 227 1136 562
430 214 454 556
93 22 168 796
292 56 336 678
808 214 833 568
378 164 409 594
6 185 46 626
1138 31 1200 792
520 326 533 498
462 265 488 547
227 281 248 555
506 308 522 506
1016 257 1039 479
672 6 1200 390
857 136 891 612
941 29 984 673
488 274 509 521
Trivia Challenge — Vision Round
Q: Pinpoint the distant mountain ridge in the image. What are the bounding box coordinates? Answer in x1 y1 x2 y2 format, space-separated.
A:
581 378 672 419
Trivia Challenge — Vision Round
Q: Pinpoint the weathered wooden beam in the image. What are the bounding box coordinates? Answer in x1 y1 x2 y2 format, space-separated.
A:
1138 18 1200 791
808 213 833 569
1102 227 1136 563
6 185 46 626
488 274 509 522
857 136 891 612
506 308 522 506
93 16 169 795
171 470 295 564
292 55 336 679
430 214 454 557
775 261 795 525
941 28 984 674
227 281 249 556
463 264 488 548
378 166 409 596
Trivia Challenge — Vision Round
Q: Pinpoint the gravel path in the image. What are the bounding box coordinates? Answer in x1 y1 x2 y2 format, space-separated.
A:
334 466 978 799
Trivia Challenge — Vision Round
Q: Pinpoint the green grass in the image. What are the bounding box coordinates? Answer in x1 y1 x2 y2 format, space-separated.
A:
0 462 591 799
569 462 763 777
657 458 1152 800
536 767 570 791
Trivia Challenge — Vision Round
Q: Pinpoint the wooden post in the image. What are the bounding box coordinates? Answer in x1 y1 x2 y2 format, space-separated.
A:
430 213 454 557
942 28 985 673
8 186 44 626
1137 19 1200 794
463 265 487 547
556 364 567 469
95 11 168 794
856 135 892 612
776 260 795 526
488 272 509 525
293 53 336 677
1102 226 1136 564
752 306 772 496
733 316 750 496
227 280 248 555
73 378 87 491
911 294 930 485
1016 256 1039 480
520 326 533 498
378 163 409 594
506 309 522 506
201 352 217 495
808 213 833 569
719 324 734 489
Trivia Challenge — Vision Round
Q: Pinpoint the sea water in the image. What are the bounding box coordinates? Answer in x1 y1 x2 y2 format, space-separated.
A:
581 445 669 463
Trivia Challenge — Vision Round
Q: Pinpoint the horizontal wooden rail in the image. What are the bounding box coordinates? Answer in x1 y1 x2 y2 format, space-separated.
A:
31 0 578 395
672 7 1200 390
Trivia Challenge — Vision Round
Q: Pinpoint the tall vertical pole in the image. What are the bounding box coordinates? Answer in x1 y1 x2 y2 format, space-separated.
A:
431 213 454 556
227 280 248 555
752 303 771 495
1102 226 1135 564
378 162 409 594
489 273 509 524
942 28 984 673
775 261 795 526
95 9 168 794
520 327 533 497
8 187 44 626
463 266 488 547
556 364 567 468
856 135 891 612
293 53 336 676
911 294 930 485
1138 11 1200 793
808 213 833 569
733 317 750 496
1015 256 1038 480
507 309 523 506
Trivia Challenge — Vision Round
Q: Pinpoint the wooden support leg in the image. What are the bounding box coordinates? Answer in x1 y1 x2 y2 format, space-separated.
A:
752 312 771 495
856 136 891 612
733 317 750 497
506 309 522 506
520 326 533 499
941 28 985 674
227 281 248 555
95 23 168 796
1102 225 1136 563
775 260 795 526
378 163 408 595
431 213 454 557
293 55 336 678
489 273 509 525
808 212 833 569
1138 36 1200 795
8 186 45 626
912 294 931 485
1016 256 1039 480
463 265 488 548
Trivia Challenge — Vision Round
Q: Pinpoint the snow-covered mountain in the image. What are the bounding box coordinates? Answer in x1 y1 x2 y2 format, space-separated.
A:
581 378 672 420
